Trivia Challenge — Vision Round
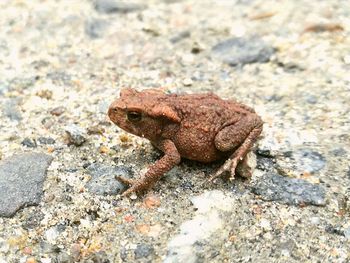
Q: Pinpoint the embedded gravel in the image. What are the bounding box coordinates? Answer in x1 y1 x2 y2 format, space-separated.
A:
0 0 349 262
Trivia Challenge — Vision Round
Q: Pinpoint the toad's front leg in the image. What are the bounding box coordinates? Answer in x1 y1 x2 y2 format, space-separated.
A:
117 139 181 196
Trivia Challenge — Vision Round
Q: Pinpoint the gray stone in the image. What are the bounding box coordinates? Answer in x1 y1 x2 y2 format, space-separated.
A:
170 30 191 43
98 100 110 114
85 163 132 195
134 243 154 259
46 71 71 86
65 125 87 146
2 98 22 121
8 76 37 91
251 172 326 206
21 138 37 148
276 148 326 177
0 153 53 217
94 0 146 14
0 81 7 95
37 137 56 145
85 19 109 39
211 37 275 66
344 227 350 240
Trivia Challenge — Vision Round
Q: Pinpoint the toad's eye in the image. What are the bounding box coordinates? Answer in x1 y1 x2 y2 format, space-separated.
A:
127 111 142 122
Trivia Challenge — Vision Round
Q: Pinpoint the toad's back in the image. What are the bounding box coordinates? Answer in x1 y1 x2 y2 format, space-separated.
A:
159 93 255 162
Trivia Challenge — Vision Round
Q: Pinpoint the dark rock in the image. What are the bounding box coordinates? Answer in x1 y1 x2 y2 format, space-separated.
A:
85 19 109 39
277 149 326 176
170 30 191 43
325 225 345 236
2 98 22 121
94 0 146 14
180 181 194 190
65 125 87 146
251 172 326 206
256 155 275 172
21 138 37 148
0 153 53 217
38 136 56 145
211 37 275 66
22 209 45 229
65 167 78 173
85 163 133 195
134 243 154 259
276 61 305 72
264 94 283 102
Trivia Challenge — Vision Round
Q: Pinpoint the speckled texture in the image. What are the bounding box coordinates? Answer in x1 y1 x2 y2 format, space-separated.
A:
0 0 349 262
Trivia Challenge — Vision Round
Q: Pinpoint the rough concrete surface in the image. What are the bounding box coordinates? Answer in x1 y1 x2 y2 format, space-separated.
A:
0 0 349 262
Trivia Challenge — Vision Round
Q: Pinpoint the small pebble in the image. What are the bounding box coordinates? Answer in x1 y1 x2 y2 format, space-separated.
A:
94 0 146 14
143 195 161 209
135 224 151 235
50 106 65 116
134 243 154 259
21 138 37 148
37 137 56 145
35 89 53 100
70 243 81 262
211 37 275 66
85 19 109 39
22 247 32 255
87 126 105 135
183 78 193 86
26 258 37 263
3 98 22 121
65 125 87 146
85 163 132 195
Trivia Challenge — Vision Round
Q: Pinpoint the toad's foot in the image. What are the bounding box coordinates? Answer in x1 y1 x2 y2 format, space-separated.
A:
116 176 150 197
207 157 239 183
115 176 136 186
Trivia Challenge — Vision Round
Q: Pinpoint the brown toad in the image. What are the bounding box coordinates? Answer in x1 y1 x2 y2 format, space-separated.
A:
108 88 263 196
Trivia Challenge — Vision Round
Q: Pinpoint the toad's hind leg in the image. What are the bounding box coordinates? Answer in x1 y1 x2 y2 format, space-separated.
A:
208 115 263 182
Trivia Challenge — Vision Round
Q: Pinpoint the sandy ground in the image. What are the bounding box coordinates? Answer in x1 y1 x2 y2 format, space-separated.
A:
0 0 350 262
